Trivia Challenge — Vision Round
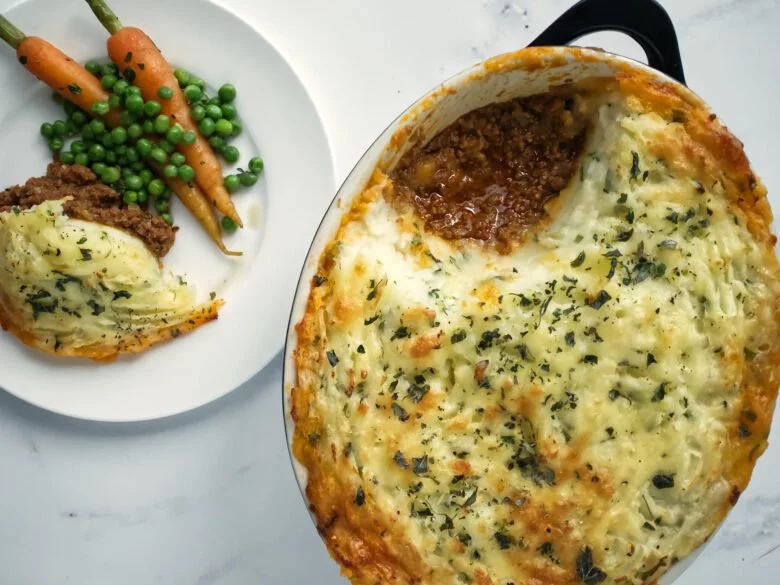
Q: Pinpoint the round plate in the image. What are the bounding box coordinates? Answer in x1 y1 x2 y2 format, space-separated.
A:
0 0 334 420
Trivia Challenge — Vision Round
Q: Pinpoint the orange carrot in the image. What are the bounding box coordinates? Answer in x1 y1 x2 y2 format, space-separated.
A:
149 164 241 257
84 0 242 227
0 15 121 127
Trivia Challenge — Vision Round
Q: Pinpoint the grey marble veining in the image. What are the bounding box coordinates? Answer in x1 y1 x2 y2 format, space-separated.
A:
1 0 779 584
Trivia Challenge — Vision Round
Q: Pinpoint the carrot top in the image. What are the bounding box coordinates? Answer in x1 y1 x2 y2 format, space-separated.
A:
85 0 124 35
0 15 26 50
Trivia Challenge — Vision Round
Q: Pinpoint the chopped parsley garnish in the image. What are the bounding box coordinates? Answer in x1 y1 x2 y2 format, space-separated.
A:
412 455 428 475
652 473 675 489
391 403 409 422
451 330 467 344
588 290 612 309
571 251 586 267
630 151 641 180
393 451 409 469
391 326 411 340
576 547 608 585
651 383 666 402
494 531 515 550
354 486 365 506
325 349 339 367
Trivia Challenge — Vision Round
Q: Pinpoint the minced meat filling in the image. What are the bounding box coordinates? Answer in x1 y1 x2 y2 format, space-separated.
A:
0 163 176 258
389 92 589 253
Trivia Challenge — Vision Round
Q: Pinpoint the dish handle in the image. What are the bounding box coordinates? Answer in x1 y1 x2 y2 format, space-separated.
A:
528 0 686 85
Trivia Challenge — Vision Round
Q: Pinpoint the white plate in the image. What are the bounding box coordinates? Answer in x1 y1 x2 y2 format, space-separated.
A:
0 0 334 421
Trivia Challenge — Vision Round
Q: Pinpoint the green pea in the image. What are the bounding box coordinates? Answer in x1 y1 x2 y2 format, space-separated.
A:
125 174 143 190
248 157 264 174
174 68 191 87
206 104 222 120
104 151 117 164
120 111 138 127
122 167 134 179
74 152 89 166
198 117 216 137
165 124 184 144
101 166 121 184
92 162 107 175
116 156 128 167
149 179 166 197
221 216 238 233
139 169 154 185
181 131 196 146
91 100 110 116
52 91 65 105
103 62 118 76
161 212 173 225
215 119 233 137
153 114 170 133
208 135 225 153
189 75 205 89
81 127 95 141
111 127 128 145
142 120 155 134
85 60 102 76
115 145 127 156
125 94 144 114
63 100 77 116
158 138 175 153
123 190 138 204
240 171 258 187
65 121 78 136
156 190 171 201
207 96 221 106
157 85 174 100
70 110 88 127
150 147 167 164
108 93 122 109
178 164 195 182
40 122 54 138
163 164 178 178
88 143 106 161
220 103 237 120
113 79 129 96
127 123 143 140
154 197 170 212
52 120 68 137
130 161 145 172
191 104 206 121
136 138 152 156
125 146 139 163
230 118 242 136
69 140 86 155
170 152 186 166
224 174 240 193
59 151 75 165
183 84 202 102
101 134 114 148
100 74 117 90
144 100 162 118
218 83 237 104
222 145 240 163
89 119 106 135
126 85 142 96
137 189 149 203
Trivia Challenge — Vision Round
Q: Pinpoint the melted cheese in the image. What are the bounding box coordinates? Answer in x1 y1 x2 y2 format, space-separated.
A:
0 199 221 359
296 92 780 585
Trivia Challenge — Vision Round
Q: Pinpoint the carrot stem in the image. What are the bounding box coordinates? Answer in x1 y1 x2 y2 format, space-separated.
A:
84 0 123 35
0 15 26 50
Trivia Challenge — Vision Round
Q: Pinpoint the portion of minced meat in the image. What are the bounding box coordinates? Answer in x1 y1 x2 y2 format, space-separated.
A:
0 163 176 258
389 92 590 253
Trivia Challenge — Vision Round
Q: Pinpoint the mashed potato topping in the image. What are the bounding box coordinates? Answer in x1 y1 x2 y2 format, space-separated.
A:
0 199 221 359
292 74 780 585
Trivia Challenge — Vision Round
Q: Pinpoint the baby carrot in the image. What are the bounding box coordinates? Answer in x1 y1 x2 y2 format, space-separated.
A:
84 0 243 227
0 15 121 127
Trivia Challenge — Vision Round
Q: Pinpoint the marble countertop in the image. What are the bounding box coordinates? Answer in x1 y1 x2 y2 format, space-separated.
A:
2 0 779 583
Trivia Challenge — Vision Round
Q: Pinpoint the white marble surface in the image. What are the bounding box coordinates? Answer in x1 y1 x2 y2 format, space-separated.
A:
1 0 779 583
